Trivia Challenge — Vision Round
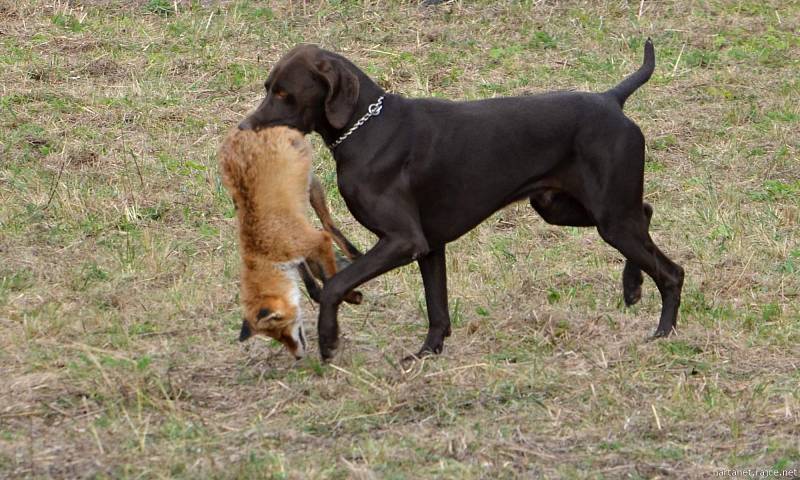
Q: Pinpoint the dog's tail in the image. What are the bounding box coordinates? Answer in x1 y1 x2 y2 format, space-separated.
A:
604 38 655 108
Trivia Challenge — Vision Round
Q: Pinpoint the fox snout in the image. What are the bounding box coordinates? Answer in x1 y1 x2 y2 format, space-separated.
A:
237 307 306 360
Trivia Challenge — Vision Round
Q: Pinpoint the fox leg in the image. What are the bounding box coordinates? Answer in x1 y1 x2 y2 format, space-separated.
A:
309 176 362 261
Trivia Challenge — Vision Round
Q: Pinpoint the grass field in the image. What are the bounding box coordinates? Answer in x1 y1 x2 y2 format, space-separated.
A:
1 0 799 478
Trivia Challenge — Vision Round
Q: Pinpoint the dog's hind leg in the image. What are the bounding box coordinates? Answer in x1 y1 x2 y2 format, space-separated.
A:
530 191 651 307
595 208 684 337
588 127 684 337
530 189 653 306
621 202 653 306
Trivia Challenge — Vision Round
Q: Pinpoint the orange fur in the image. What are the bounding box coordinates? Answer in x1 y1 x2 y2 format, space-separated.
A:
219 126 339 358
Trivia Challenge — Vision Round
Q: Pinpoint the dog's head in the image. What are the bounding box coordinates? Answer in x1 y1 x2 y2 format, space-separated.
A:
239 294 307 360
238 44 360 134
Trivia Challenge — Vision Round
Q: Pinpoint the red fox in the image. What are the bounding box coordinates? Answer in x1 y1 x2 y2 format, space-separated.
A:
219 126 360 359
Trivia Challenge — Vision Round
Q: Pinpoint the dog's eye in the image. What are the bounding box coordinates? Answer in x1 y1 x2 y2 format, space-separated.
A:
274 89 289 99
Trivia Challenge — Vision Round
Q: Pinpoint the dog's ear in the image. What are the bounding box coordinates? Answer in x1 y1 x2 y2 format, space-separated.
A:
314 57 360 130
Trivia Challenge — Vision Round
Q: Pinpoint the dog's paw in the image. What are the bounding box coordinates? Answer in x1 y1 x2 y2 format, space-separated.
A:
623 286 642 307
319 338 339 362
649 327 675 340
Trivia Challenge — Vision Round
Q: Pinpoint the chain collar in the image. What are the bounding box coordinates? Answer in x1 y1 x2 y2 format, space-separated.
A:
328 95 385 150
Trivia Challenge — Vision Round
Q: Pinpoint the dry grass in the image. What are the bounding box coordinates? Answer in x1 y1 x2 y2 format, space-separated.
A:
1 0 799 478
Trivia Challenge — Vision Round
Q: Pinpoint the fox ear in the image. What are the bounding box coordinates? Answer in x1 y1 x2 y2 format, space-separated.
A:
239 319 252 342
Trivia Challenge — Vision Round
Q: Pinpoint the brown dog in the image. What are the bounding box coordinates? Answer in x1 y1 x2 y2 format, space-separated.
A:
238 41 685 361
219 126 359 359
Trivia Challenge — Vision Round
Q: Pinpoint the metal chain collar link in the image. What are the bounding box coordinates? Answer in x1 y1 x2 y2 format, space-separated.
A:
328 95 385 150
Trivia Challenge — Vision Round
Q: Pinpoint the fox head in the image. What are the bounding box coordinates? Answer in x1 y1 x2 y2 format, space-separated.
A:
238 292 307 359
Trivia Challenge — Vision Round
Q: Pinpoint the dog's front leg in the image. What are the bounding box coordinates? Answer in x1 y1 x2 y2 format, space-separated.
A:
318 236 422 361
413 246 451 360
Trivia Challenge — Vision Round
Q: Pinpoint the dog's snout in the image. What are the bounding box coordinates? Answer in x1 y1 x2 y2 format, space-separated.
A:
238 119 253 131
